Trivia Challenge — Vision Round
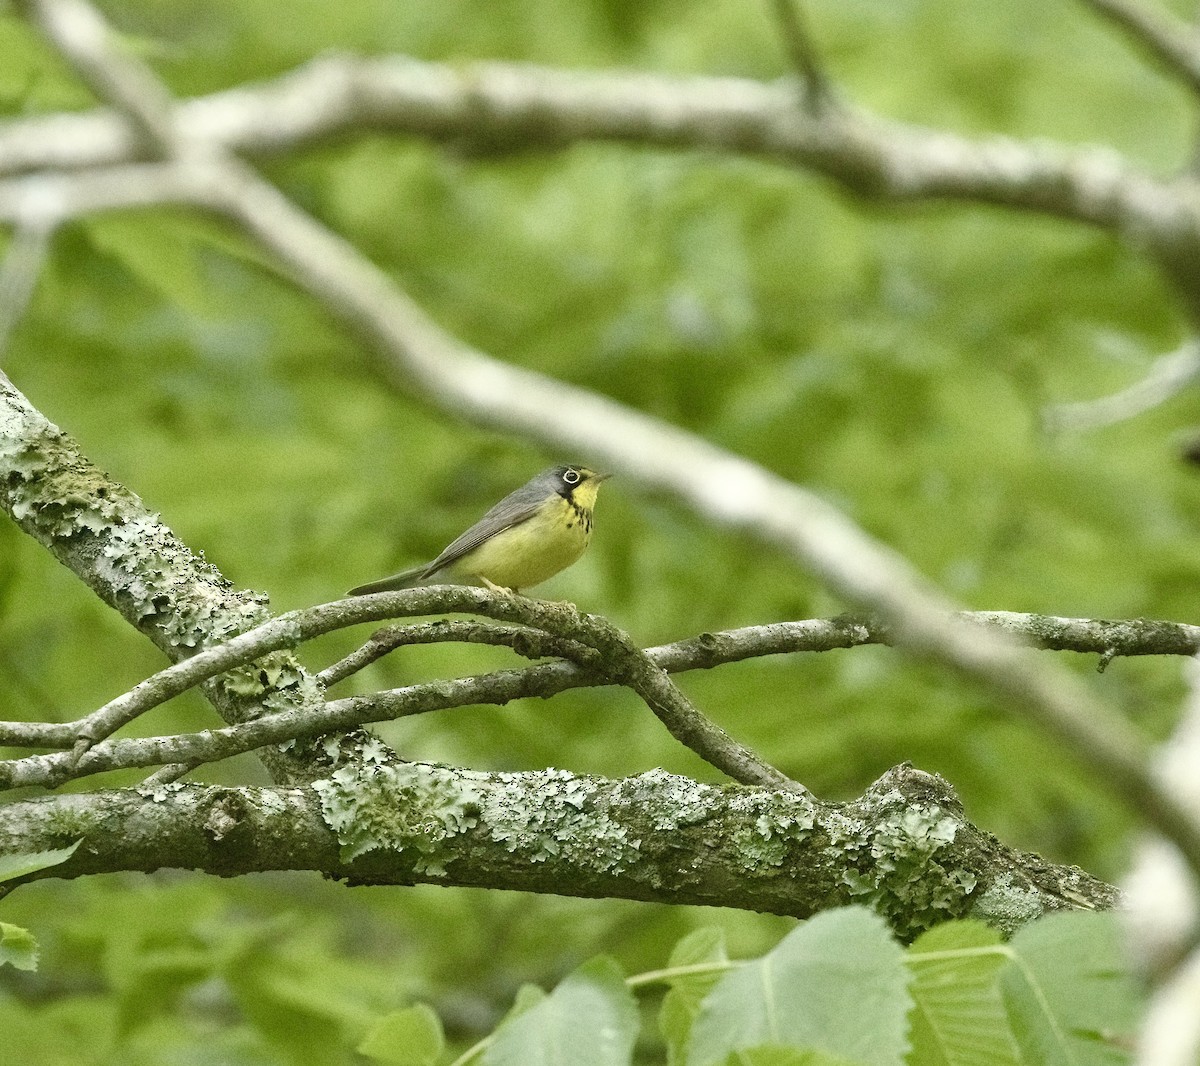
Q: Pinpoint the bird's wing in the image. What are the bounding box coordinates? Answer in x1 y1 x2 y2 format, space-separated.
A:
419 483 549 577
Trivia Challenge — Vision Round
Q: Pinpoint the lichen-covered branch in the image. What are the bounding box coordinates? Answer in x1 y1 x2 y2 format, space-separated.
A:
0 370 266 658
6 0 1200 902
0 588 801 794
3 599 1195 789
0 763 1117 938
0 370 330 785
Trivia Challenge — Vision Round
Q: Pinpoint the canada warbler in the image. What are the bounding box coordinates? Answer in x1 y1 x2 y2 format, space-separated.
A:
348 464 610 596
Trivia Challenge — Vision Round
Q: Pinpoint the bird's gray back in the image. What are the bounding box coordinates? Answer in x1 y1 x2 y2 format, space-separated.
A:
420 468 563 576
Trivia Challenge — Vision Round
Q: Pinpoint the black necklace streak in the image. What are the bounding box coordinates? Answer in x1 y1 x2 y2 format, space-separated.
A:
565 495 592 533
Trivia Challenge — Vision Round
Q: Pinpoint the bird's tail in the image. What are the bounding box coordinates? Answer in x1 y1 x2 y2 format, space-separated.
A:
347 564 429 596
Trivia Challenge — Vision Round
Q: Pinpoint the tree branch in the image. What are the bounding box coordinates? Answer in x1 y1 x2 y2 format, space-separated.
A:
0 589 799 793
1081 0 1200 98
1044 342 1200 433
6 608 1199 752
0 764 1118 938
0 370 333 787
15 0 178 152
9 0 1200 894
0 220 53 355
768 0 834 113
0 54 1193 254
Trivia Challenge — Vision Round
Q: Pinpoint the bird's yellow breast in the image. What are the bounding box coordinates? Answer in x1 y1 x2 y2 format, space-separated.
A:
452 494 592 591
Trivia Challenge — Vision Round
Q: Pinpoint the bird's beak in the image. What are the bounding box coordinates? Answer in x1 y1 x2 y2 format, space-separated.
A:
593 471 613 482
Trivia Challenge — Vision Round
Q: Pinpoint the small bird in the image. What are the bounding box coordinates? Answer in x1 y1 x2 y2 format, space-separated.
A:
348 464 611 596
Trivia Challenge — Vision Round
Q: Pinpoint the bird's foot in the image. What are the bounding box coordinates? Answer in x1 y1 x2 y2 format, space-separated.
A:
480 577 517 595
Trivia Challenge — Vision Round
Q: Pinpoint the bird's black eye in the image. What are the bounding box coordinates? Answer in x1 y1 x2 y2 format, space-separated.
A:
562 468 581 485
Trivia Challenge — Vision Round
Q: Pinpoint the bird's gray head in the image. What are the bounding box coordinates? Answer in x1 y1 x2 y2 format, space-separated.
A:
541 464 610 501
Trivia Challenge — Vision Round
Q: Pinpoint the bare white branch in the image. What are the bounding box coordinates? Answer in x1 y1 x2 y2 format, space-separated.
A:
16 0 177 151
0 53 1194 249
1137 947 1200 1066
0 221 53 356
1081 0 1200 97
1045 342 1200 433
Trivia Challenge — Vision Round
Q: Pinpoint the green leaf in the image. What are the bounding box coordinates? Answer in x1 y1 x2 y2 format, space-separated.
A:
907 920 1020 1066
660 927 731 1066
1000 912 1140 1066
0 922 39 971
482 956 639 1066
0 840 81 883
723 1047 864 1066
84 216 212 316
688 907 911 1066
358 1004 445 1064
506 983 548 1019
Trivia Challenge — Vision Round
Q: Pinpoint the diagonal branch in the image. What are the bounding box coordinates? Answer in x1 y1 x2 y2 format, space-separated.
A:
0 371 331 787
768 0 834 113
1081 0 1200 98
14 0 177 150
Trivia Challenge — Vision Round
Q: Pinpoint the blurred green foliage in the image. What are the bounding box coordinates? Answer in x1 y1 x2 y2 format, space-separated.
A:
0 0 1196 1059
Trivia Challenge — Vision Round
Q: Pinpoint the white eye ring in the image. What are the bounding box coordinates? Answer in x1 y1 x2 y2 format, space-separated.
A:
563 469 581 485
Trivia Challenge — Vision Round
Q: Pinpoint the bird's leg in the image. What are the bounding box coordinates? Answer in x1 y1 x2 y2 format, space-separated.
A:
480 576 517 595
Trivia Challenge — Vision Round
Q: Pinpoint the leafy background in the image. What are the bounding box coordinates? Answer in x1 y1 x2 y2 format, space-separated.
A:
0 0 1193 1060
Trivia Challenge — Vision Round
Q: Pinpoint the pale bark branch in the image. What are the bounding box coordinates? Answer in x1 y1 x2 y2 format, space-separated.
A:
0 54 1194 254
0 219 52 355
16 0 178 151
1044 342 1200 433
1081 0 1200 97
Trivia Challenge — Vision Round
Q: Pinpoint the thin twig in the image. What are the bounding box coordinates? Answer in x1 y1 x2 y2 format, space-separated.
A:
0 588 800 793
0 221 53 355
6 609 1198 751
768 0 833 112
1043 342 1200 433
317 619 600 687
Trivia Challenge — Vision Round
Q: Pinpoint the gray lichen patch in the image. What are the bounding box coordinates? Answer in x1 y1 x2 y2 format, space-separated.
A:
725 787 818 870
481 767 642 874
314 762 480 875
610 766 718 831
829 801 977 938
969 873 1054 936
